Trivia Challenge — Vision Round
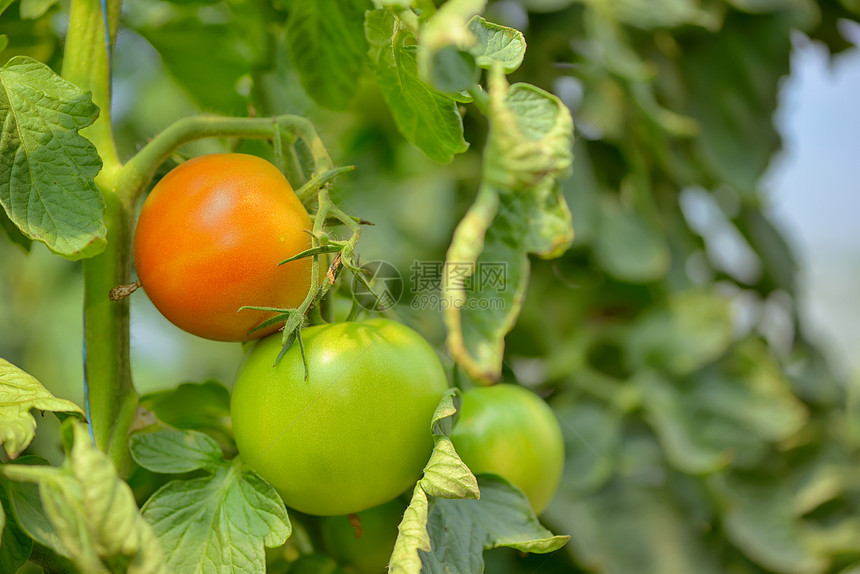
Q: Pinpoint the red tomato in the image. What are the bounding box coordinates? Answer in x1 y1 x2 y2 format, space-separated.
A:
133 153 312 341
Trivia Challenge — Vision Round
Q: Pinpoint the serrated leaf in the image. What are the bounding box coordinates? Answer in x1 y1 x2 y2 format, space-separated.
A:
365 9 468 163
3 423 168 573
420 437 479 499
141 462 290 574
130 429 223 474
467 16 525 73
286 0 372 110
420 475 568 572
388 485 430 574
0 358 84 458
0 56 106 259
444 71 574 382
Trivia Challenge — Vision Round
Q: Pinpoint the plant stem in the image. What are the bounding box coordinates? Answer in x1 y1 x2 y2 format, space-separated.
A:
467 85 489 115
119 115 332 204
63 0 136 472
83 191 138 475
62 0 121 172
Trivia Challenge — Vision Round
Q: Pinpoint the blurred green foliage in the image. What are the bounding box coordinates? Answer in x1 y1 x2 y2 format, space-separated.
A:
1 0 860 572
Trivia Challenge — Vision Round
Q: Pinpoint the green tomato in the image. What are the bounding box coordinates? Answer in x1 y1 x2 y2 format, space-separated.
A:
450 384 564 514
320 498 404 574
231 319 449 516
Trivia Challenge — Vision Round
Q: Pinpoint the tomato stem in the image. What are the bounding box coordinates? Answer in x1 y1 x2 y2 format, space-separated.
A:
467 85 489 115
118 115 334 205
64 0 138 472
63 0 121 171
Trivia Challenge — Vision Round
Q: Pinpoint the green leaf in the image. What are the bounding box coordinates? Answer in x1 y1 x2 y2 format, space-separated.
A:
551 397 622 496
704 339 808 443
388 388 480 572
467 15 526 73
420 389 479 499
735 207 798 295
709 471 828 573
637 370 733 474
417 0 485 92
365 9 469 163
388 485 431 574
726 0 820 29
582 7 650 80
638 340 809 473
139 380 232 443
286 0 372 110
444 71 574 382
548 471 724 574
288 553 349 574
0 358 84 458
1 457 63 555
19 0 57 19
429 387 458 436
141 462 290 574
135 3 265 116
420 475 568 571
681 13 792 195
0 0 15 17
420 437 479 499
0 56 106 259
626 288 733 376
0 484 33 573
596 0 719 29
592 194 671 283
0 209 31 251
130 429 224 474
3 423 168 573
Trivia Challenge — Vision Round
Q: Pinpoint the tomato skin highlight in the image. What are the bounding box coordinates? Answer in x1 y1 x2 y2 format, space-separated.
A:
450 384 564 514
133 153 312 342
230 319 449 516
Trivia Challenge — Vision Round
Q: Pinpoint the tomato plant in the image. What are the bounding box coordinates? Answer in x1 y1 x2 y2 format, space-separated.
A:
1 0 857 573
231 319 449 516
320 498 405 574
133 153 313 341
450 384 564 514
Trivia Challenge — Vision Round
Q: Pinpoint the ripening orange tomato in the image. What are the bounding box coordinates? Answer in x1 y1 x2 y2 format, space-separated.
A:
133 153 312 341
